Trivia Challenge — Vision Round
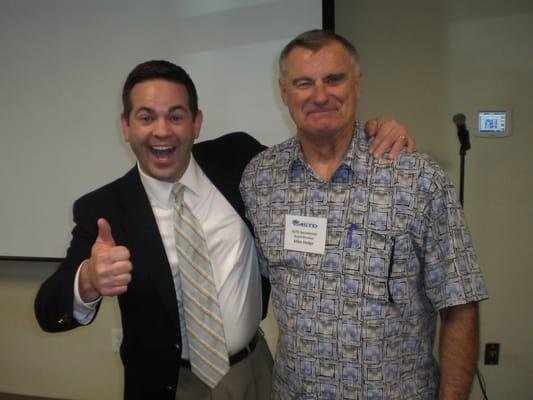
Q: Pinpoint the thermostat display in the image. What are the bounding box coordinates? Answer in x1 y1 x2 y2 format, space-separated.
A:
477 109 511 137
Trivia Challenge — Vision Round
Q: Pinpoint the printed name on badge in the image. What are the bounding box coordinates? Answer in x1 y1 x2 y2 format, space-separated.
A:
284 215 327 254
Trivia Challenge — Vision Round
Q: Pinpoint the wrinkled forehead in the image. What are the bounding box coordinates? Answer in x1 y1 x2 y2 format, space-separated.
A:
281 43 358 79
281 42 358 76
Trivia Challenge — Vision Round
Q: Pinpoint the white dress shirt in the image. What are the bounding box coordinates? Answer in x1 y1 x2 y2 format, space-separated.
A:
74 158 262 356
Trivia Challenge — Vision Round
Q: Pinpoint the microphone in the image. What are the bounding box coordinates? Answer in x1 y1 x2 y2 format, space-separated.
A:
452 113 471 152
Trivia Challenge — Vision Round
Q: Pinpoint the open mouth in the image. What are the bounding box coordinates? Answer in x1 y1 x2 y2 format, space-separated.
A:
150 145 176 159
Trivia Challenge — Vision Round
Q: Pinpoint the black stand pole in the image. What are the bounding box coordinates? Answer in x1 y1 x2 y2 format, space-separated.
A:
453 113 471 207
459 146 466 207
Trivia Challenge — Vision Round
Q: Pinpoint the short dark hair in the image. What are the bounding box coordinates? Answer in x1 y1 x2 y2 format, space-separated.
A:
122 60 199 119
279 29 360 76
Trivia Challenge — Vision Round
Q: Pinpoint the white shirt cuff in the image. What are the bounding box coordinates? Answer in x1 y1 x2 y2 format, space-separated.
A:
73 260 101 325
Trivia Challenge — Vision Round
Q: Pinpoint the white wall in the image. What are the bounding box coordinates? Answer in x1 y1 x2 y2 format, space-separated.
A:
0 0 320 258
336 0 533 398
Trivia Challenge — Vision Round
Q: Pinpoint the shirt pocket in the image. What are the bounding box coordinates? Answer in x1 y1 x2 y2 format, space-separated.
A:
357 230 412 305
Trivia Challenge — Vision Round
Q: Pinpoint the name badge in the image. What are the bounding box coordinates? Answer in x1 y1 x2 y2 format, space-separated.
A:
284 215 327 254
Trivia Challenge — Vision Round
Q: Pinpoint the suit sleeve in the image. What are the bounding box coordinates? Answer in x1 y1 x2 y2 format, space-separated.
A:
34 197 101 332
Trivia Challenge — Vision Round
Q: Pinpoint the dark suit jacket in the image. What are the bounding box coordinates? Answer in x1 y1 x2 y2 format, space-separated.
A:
34 132 268 400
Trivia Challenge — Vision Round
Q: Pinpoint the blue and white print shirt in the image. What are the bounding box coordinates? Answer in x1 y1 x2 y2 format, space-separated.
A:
240 126 488 399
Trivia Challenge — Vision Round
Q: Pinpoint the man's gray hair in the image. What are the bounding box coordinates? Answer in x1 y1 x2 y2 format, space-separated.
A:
279 29 360 77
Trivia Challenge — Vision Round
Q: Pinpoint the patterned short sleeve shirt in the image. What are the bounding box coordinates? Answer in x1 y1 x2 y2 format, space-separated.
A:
240 127 488 399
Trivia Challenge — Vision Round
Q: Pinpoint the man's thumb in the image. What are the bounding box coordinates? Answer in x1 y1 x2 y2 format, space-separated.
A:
96 218 115 245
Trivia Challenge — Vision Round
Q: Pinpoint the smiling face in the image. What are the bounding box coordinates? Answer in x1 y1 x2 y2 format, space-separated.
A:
279 41 361 144
121 79 202 182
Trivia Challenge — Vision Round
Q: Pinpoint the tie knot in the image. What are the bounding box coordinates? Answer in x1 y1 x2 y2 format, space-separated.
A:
173 182 186 206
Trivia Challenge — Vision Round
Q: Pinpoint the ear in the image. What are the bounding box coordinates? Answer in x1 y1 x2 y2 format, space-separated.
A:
279 78 289 106
193 109 203 140
120 113 130 142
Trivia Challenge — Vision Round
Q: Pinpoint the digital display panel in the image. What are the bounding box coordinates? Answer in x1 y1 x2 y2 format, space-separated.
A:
478 111 507 134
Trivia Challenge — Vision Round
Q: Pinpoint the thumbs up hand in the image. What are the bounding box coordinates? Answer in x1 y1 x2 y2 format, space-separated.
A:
79 218 132 302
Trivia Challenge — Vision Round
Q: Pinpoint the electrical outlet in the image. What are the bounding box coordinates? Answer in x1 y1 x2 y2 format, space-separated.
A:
111 328 123 353
484 343 500 365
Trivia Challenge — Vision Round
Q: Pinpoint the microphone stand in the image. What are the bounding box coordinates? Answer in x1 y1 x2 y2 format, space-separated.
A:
453 116 471 207
459 142 467 206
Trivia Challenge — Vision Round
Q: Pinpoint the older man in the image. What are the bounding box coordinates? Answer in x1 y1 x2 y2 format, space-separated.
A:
241 30 488 399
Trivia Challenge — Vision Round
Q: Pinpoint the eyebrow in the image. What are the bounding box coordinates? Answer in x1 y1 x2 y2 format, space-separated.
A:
325 72 347 81
134 105 188 115
291 72 348 86
134 107 155 115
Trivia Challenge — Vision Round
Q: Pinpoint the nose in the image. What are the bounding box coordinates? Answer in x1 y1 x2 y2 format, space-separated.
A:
154 117 170 138
311 83 328 105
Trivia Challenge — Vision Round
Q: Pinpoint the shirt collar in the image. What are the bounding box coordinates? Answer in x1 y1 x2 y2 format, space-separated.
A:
137 156 203 209
288 121 370 180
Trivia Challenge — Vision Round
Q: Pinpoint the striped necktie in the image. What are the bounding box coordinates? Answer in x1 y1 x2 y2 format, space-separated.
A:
173 183 230 388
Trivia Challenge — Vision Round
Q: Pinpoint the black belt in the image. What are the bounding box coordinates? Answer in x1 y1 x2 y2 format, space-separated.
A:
179 331 260 368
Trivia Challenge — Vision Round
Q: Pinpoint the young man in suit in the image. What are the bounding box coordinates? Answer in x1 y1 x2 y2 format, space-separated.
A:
35 60 413 399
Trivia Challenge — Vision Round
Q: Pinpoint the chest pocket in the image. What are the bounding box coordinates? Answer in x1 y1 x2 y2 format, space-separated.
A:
346 228 412 305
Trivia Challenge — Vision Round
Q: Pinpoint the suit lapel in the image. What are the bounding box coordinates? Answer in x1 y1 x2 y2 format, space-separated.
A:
118 168 179 329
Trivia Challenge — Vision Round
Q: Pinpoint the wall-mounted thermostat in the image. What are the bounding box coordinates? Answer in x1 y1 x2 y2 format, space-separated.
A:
476 108 512 137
